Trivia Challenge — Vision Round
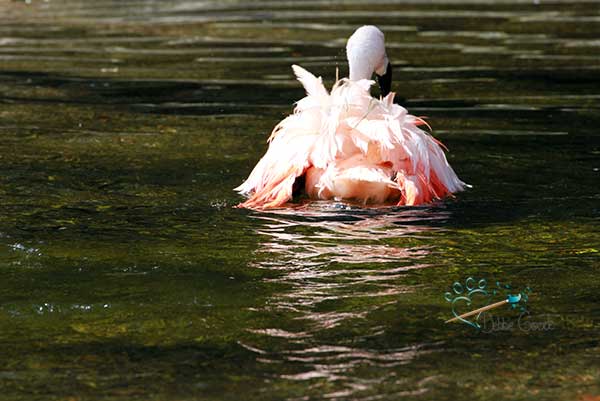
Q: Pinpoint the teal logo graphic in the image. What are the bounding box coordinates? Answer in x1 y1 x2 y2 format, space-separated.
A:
444 277 531 330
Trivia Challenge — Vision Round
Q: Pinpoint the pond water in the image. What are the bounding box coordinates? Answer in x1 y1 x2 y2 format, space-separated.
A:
1 1 599 400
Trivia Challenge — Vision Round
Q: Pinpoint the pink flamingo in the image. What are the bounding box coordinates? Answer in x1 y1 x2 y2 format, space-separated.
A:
235 25 467 209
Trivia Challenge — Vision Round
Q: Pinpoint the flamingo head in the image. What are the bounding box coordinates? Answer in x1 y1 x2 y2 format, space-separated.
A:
346 25 392 97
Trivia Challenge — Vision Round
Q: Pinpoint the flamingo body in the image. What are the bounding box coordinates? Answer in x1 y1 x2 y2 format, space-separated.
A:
235 26 466 209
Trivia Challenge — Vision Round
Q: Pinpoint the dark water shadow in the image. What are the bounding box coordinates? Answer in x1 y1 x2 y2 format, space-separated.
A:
0 70 301 116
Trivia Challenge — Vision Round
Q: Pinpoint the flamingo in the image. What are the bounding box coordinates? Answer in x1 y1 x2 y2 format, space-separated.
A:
235 25 467 209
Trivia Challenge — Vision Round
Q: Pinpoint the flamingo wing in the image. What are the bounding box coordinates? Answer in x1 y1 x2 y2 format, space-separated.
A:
235 66 330 208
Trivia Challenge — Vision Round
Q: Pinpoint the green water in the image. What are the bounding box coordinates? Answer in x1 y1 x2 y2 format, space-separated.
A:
1 1 599 400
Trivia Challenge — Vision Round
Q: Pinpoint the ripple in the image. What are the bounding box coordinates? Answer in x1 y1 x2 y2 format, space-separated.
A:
435 129 569 136
248 328 310 339
195 56 335 64
212 22 418 32
1 302 112 317
269 342 442 398
0 55 121 63
9 242 42 256
240 204 448 395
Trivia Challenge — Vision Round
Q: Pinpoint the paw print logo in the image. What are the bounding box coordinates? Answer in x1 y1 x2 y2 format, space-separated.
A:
444 277 491 329
444 277 532 330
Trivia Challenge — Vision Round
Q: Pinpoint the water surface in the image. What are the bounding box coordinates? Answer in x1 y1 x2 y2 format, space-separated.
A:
0 1 599 400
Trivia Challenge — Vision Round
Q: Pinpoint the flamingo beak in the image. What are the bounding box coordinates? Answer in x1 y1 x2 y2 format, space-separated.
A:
376 62 392 97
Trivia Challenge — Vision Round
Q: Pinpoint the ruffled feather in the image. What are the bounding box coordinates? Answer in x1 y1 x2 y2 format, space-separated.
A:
235 65 467 208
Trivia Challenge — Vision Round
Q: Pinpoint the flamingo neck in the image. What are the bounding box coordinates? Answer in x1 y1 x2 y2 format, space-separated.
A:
348 58 375 81
346 26 387 82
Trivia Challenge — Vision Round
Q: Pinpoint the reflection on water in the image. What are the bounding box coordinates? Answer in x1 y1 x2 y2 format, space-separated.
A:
253 203 442 265
241 204 448 397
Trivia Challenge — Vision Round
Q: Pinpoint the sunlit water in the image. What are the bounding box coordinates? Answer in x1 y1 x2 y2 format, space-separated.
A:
0 1 599 400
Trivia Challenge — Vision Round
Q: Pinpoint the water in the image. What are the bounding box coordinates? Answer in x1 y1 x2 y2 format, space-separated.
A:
1 0 599 400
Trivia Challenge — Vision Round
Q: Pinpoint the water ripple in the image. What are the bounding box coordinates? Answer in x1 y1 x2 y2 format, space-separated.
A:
238 204 449 395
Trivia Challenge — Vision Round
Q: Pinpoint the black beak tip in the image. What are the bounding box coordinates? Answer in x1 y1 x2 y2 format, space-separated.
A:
377 62 393 98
